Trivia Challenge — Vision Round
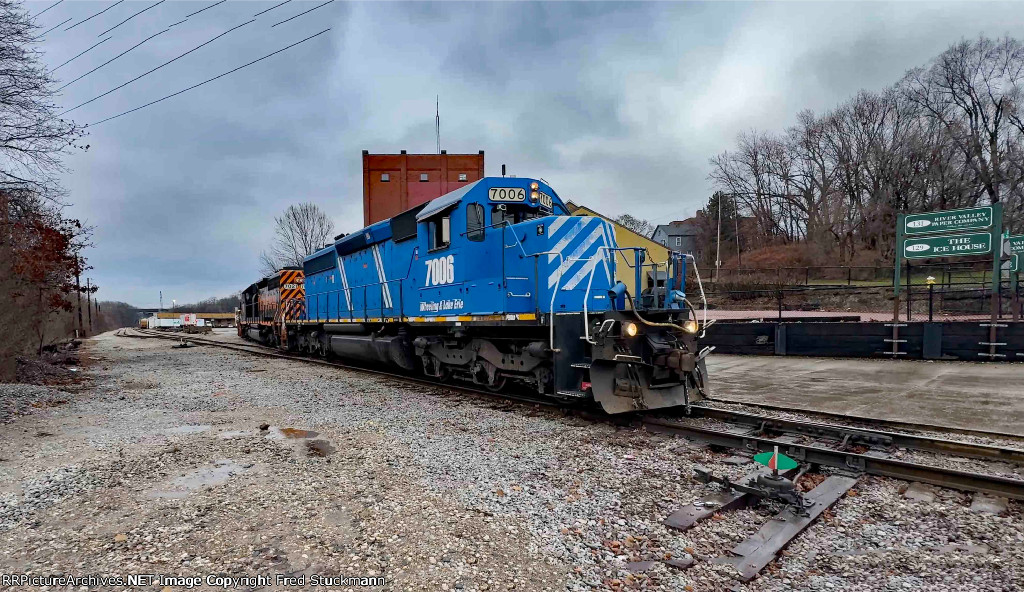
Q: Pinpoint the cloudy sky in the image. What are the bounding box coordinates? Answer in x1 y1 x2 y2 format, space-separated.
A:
26 0 1024 306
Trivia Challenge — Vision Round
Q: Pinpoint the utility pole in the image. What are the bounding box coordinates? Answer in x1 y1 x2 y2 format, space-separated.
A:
734 193 741 267
86 278 92 334
715 193 722 279
75 263 83 335
159 290 163 312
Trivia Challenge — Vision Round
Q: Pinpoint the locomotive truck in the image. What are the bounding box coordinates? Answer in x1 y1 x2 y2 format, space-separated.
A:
238 177 709 414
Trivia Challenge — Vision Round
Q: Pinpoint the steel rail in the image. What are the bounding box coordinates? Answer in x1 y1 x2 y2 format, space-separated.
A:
702 396 1022 442
119 328 563 409
684 406 1024 465
641 417 1024 500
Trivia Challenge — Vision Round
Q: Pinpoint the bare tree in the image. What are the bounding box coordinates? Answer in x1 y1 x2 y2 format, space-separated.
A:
260 203 335 275
901 36 1024 205
613 214 655 237
0 0 86 199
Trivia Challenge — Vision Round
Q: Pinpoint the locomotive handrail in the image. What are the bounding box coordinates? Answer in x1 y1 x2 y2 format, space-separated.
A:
310 277 406 321
502 221 533 260
684 253 708 337
529 250 566 348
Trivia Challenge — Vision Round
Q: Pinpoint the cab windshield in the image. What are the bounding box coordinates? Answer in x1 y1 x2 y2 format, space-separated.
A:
492 205 545 226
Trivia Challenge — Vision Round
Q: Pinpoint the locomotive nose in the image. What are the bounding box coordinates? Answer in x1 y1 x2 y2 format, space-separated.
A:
587 314 706 414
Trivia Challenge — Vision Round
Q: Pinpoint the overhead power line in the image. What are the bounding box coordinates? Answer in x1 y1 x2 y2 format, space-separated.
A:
61 20 256 116
97 0 165 37
253 0 292 18
272 0 334 27
183 0 228 19
66 0 124 32
38 17 72 38
52 37 112 72
32 0 64 19
58 28 171 91
90 28 331 127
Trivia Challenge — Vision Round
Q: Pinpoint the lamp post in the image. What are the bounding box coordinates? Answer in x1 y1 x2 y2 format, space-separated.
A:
926 276 936 322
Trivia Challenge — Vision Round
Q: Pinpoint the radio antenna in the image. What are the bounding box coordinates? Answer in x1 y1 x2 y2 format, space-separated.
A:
435 95 440 155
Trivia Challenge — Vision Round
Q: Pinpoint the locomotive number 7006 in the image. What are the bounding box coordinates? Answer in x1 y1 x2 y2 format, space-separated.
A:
424 255 455 286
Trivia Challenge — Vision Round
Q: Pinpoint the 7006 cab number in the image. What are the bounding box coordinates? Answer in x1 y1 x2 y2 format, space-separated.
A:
424 255 455 286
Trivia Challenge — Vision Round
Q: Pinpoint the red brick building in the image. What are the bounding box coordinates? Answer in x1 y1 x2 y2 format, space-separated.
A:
362 150 485 225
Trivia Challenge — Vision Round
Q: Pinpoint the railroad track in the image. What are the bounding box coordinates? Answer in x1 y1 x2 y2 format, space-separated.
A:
117 328 562 409
117 327 1024 500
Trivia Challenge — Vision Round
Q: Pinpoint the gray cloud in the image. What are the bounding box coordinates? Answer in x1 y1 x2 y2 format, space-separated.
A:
24 0 1024 306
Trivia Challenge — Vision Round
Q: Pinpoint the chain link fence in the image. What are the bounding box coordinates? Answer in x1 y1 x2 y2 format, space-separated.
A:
699 258 1022 323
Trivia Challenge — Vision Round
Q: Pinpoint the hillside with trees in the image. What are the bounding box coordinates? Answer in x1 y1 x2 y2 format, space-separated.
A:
703 36 1023 268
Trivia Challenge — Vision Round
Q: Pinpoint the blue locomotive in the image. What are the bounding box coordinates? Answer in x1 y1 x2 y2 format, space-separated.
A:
240 177 708 414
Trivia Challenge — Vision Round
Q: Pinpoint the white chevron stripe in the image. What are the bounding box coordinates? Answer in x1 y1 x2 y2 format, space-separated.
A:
371 244 393 308
336 254 352 311
547 215 570 237
562 256 602 291
599 221 613 283
548 223 606 288
547 216 598 263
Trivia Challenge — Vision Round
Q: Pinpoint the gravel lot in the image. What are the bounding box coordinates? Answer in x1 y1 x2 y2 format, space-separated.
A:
1 329 1021 591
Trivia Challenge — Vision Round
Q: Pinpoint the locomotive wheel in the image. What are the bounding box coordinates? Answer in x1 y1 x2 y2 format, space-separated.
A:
485 376 507 392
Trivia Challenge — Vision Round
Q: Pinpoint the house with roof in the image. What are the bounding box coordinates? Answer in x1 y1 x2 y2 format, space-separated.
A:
652 219 700 254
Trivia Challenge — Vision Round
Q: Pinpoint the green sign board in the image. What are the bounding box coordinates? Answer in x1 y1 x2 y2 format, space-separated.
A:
1007 234 1024 254
903 232 992 259
904 206 993 235
1013 254 1020 273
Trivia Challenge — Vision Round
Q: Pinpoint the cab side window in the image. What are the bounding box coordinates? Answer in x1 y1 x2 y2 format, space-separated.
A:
429 214 451 251
467 204 485 242
492 205 509 227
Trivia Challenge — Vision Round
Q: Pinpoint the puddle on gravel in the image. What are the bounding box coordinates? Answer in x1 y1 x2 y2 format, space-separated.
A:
147 460 246 499
163 424 211 435
306 440 336 457
218 430 251 439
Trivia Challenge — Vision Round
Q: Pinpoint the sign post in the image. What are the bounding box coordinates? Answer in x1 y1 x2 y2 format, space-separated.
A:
892 216 905 354
1007 234 1024 322
988 204 1003 357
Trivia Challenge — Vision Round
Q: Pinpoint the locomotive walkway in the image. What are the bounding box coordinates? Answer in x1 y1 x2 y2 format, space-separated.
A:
706 355 1024 436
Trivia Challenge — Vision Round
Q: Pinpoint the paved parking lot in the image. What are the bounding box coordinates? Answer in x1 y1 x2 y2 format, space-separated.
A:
706 355 1024 436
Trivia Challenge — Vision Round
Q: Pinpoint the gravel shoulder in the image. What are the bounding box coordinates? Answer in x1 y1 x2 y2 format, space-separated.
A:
1 329 1021 591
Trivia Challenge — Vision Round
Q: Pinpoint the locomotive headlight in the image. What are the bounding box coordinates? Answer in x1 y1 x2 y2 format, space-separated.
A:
622 321 638 337
682 320 699 334
530 191 539 202
530 182 539 190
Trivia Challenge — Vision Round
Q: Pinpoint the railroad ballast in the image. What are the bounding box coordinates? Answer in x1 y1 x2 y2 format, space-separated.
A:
237 177 709 413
